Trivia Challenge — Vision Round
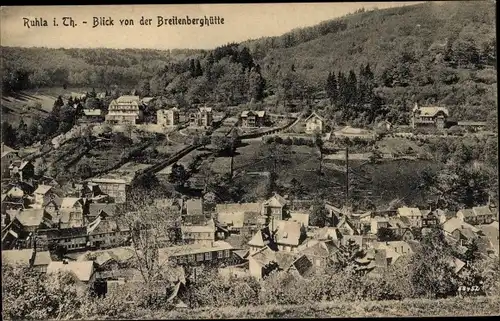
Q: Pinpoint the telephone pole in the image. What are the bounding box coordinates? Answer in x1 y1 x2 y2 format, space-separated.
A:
345 144 349 208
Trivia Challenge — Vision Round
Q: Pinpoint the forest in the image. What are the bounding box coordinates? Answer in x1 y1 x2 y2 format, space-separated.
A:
1 1 497 125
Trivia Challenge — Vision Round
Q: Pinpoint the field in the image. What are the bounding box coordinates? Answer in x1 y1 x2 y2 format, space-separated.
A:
1 87 97 127
203 140 444 209
96 296 499 319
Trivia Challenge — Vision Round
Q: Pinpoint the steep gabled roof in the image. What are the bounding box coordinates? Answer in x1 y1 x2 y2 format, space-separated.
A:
263 194 287 208
305 111 325 122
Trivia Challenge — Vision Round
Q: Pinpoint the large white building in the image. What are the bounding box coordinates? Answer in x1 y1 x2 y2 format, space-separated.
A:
105 96 143 125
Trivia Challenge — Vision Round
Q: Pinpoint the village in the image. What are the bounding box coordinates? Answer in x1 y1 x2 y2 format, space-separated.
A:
1 90 498 308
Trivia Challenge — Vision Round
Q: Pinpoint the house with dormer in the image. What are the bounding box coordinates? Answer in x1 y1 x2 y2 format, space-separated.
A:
411 103 449 129
240 111 267 128
189 107 213 128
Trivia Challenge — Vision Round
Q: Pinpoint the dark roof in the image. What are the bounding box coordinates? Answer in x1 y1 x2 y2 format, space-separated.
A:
42 227 87 239
88 203 118 217
290 255 315 277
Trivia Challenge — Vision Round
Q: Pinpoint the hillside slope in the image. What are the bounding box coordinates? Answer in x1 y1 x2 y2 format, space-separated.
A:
244 1 496 120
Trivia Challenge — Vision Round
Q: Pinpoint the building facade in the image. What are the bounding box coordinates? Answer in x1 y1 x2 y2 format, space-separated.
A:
411 104 449 129
105 96 143 125
157 108 180 127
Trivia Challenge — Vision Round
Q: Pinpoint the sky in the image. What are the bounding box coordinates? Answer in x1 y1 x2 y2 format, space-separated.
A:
1 3 422 50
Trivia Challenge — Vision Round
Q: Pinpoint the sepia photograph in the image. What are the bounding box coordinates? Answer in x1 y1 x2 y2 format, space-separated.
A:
0 1 498 319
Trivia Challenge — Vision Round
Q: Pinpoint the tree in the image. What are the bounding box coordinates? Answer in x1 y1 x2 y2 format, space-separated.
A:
310 198 329 227
315 132 324 175
1 121 17 147
76 156 93 179
168 163 188 189
408 227 458 299
325 72 339 106
119 202 182 305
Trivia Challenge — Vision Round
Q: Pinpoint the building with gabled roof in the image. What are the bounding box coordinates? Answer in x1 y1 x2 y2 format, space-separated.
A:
411 103 449 129
262 193 288 221
240 110 267 128
189 107 213 128
157 108 180 127
248 226 275 254
87 214 130 250
270 219 307 252
2 248 52 272
397 207 423 227
106 95 143 125
305 111 325 134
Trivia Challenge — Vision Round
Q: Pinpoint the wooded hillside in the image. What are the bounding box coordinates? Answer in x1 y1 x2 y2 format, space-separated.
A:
2 1 496 123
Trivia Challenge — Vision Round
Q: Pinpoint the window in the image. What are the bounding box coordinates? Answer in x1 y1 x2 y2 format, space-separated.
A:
224 250 230 258
218 251 223 259
196 254 204 262
204 252 211 260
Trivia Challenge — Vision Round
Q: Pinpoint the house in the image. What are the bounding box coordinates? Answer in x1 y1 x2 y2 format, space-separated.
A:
324 202 346 227
457 206 495 225
13 209 53 233
2 248 52 272
248 226 275 254
397 207 423 227
81 109 105 123
216 202 264 234
157 108 180 127
370 217 390 235
477 222 499 257
9 160 35 182
189 107 213 128
1 217 24 250
240 111 267 128
247 245 298 280
75 182 102 198
158 241 235 267
47 260 96 286
85 203 118 224
298 239 340 268
42 227 88 252
181 219 216 246
105 95 143 125
374 240 414 257
270 219 307 252
1 145 20 178
376 120 392 131
89 178 130 204
310 226 343 243
78 246 135 271
442 217 481 246
262 193 288 221
411 103 449 129
87 213 130 250
33 185 61 206
305 112 325 134
58 198 85 229
333 126 376 140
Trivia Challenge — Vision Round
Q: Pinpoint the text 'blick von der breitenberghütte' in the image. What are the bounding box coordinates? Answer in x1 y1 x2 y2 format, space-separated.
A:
22 16 225 28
